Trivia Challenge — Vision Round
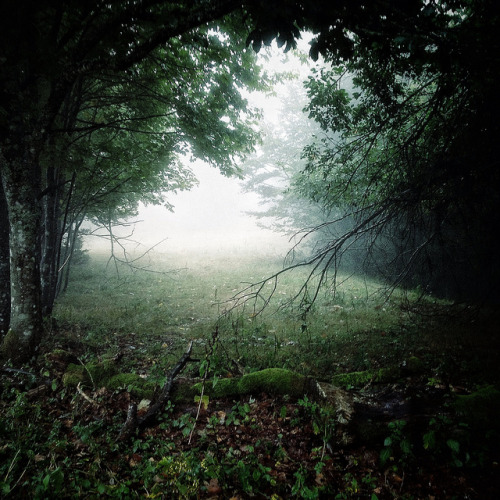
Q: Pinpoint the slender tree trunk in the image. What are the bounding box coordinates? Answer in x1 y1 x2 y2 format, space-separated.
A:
0 149 43 364
59 217 84 295
41 165 62 316
55 172 77 299
0 172 10 338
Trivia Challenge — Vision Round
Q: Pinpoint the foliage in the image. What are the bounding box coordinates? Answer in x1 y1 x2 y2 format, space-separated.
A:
240 75 326 235
380 419 413 468
1 252 499 497
241 1 495 304
0 0 267 362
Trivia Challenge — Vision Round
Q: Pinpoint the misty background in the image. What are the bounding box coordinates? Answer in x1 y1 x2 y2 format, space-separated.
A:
85 38 318 259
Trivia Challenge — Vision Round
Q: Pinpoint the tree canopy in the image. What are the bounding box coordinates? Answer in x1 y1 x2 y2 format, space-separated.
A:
0 1 264 362
291 0 500 301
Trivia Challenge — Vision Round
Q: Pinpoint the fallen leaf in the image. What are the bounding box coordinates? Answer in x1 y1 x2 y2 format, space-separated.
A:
129 454 142 467
206 478 221 495
315 473 325 486
138 399 151 410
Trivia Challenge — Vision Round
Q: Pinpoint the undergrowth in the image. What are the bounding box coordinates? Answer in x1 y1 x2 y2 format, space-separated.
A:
1 251 498 498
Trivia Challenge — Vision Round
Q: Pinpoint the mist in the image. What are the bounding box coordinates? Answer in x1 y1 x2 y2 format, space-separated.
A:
125 161 291 257
84 38 317 261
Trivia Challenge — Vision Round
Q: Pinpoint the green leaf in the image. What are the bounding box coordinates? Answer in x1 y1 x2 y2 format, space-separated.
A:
400 439 412 455
423 430 435 450
194 394 210 410
380 447 392 465
447 439 460 454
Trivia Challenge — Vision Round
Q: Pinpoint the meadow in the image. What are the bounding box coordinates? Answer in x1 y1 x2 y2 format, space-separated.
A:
53 250 436 379
1 250 499 498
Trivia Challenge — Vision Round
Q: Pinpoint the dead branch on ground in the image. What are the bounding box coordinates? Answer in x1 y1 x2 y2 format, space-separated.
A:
118 341 195 441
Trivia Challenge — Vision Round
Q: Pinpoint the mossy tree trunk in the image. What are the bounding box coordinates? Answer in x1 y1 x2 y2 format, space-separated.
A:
0 173 10 338
0 141 44 364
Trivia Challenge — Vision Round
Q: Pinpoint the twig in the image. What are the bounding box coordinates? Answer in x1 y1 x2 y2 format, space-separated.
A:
188 328 219 445
118 341 195 441
1 367 52 387
4 449 20 482
118 404 138 441
76 383 98 405
188 383 205 445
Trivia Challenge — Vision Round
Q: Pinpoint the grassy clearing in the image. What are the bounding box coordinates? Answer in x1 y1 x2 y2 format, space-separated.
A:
52 250 500 387
2 250 498 498
53 251 430 379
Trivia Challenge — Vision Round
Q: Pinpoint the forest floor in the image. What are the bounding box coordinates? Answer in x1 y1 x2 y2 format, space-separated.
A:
1 253 499 498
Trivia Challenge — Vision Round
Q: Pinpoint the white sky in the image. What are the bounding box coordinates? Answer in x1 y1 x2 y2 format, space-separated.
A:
88 36 319 257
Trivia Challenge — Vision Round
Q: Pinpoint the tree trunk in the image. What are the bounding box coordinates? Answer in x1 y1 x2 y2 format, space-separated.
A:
41 165 62 316
0 151 43 365
60 217 84 295
0 173 10 338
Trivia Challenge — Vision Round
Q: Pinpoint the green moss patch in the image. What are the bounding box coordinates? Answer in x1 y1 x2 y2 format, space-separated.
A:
62 363 86 387
452 385 500 427
190 368 311 399
238 368 308 397
62 359 117 388
107 373 156 399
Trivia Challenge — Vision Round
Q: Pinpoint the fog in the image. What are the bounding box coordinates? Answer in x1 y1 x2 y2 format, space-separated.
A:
129 163 291 256
86 38 317 259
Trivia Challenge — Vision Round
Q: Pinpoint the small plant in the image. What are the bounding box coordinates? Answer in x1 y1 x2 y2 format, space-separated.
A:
292 465 319 499
298 396 336 459
226 400 252 426
422 415 469 467
150 453 202 498
380 419 413 468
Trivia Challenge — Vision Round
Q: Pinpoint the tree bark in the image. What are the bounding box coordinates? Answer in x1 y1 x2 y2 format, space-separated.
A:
0 148 43 364
40 164 62 316
0 173 10 338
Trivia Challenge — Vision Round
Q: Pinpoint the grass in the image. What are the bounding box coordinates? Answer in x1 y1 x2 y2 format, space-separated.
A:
52 251 429 379
51 250 500 387
2 250 498 498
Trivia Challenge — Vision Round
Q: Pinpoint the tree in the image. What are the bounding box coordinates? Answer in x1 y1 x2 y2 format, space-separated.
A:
240 76 323 231
0 1 263 363
2 0 498 363
0 178 9 337
229 0 500 310
40 26 263 311
291 2 500 301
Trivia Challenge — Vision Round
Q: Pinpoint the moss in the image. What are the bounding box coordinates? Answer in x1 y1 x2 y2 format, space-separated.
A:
238 368 308 397
62 363 86 387
375 366 401 382
188 369 310 400
406 356 425 374
108 373 156 399
452 385 500 428
332 371 374 389
332 366 402 389
188 377 241 400
62 359 117 388
0 328 34 364
86 359 117 386
44 349 78 369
